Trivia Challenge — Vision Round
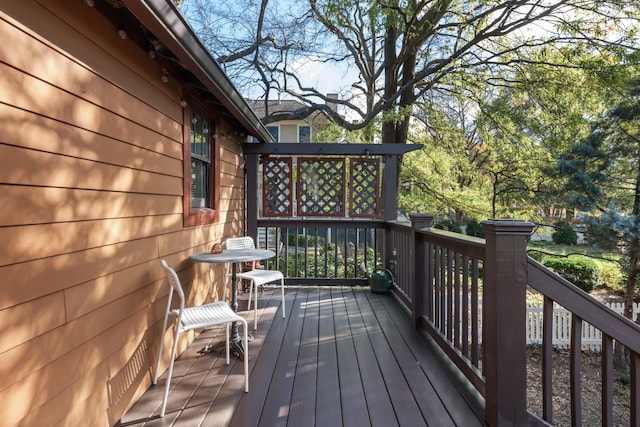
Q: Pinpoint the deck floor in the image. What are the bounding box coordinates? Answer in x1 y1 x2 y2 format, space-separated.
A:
117 286 484 427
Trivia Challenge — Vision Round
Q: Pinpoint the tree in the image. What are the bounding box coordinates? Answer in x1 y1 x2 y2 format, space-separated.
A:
559 71 640 329
400 93 493 220
181 0 638 146
468 45 627 220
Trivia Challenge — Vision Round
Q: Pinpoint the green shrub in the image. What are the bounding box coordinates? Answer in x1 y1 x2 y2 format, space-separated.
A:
543 257 599 292
465 219 485 238
552 220 578 245
287 233 326 247
527 250 546 263
594 259 624 291
434 219 462 233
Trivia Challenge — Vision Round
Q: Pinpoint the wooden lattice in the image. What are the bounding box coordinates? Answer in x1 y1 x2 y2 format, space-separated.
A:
297 157 345 216
350 158 380 217
262 157 292 217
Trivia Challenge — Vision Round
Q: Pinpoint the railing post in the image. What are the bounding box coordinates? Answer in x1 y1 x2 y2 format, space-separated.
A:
245 153 259 241
482 219 534 427
411 214 433 328
383 154 398 281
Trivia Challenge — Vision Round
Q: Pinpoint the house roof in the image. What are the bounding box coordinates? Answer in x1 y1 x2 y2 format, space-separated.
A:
107 0 274 143
247 99 330 128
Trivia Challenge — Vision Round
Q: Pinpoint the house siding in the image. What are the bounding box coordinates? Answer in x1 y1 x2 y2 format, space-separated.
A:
0 1 246 425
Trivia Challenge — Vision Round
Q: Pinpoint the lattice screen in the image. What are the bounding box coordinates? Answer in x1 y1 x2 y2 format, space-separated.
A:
261 156 381 218
350 158 380 217
297 157 345 216
262 157 292 217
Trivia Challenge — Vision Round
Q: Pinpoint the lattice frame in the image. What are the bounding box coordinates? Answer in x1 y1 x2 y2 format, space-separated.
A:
297 157 346 217
262 157 293 217
349 158 380 217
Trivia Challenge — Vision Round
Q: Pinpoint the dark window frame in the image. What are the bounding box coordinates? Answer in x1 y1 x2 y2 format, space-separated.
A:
183 101 220 227
299 125 311 143
266 125 279 142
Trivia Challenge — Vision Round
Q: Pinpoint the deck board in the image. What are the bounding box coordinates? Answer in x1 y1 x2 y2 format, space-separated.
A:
287 287 319 426
117 287 485 427
332 288 370 427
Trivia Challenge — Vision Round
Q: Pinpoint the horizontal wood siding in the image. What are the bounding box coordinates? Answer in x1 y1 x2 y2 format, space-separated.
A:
0 1 246 426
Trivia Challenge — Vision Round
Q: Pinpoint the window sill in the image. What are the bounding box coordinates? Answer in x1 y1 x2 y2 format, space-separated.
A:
183 208 218 228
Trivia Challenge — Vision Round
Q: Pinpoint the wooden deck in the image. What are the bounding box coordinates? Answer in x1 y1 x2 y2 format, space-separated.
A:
117 286 485 427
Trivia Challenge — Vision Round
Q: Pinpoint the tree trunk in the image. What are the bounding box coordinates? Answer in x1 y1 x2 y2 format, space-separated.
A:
395 52 417 145
614 152 640 373
382 25 397 144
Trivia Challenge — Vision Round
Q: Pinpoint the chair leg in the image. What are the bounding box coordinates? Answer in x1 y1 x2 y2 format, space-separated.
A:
225 322 230 365
280 278 286 319
254 284 259 330
160 325 181 417
247 279 254 311
240 318 249 392
153 314 170 385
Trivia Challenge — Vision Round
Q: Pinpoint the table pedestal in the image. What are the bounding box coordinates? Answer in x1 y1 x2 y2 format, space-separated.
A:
199 263 251 360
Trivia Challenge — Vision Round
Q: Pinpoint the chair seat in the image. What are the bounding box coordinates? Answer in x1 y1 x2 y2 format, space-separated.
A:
176 301 243 332
236 269 283 286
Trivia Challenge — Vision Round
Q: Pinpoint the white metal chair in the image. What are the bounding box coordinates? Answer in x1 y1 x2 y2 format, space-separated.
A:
154 260 249 417
224 236 286 330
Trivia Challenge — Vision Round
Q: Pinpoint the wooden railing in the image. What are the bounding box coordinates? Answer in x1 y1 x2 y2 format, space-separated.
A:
256 213 640 426
385 220 414 306
411 224 486 393
406 215 640 427
256 218 386 286
526 258 640 426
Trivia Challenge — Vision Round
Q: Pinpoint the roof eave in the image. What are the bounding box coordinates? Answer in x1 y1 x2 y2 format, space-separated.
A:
122 0 274 143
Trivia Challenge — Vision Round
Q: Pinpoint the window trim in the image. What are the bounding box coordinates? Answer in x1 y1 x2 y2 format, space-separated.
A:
298 124 311 143
266 125 279 142
183 102 220 228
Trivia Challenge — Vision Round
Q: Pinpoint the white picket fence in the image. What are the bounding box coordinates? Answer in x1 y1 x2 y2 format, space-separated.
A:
526 301 640 351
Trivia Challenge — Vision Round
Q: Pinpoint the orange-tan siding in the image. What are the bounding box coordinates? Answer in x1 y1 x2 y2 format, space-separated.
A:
0 1 246 425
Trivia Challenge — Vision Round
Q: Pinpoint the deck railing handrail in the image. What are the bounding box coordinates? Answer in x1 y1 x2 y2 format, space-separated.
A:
525 300 640 349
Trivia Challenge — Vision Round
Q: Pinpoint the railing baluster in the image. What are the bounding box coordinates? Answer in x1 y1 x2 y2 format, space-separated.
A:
334 226 339 278
462 254 469 357
570 314 583 427
303 228 309 278
632 351 640 427
601 334 613 427
542 296 553 423
454 251 461 349
438 246 447 333
294 226 300 277
471 258 479 367
427 241 434 322
446 249 453 341
433 246 442 329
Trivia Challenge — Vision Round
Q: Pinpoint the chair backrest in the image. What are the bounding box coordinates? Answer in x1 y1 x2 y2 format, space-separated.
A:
224 236 256 250
160 260 185 309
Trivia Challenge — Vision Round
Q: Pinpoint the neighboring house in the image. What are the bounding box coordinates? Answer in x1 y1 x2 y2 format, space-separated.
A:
248 98 335 143
0 1 271 425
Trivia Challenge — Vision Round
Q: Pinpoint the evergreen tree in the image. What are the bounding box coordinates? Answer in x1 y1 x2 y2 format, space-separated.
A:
559 71 640 371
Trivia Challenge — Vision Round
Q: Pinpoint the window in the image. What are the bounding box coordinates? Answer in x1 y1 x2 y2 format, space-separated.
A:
266 125 279 142
183 106 219 227
191 111 210 208
299 125 311 143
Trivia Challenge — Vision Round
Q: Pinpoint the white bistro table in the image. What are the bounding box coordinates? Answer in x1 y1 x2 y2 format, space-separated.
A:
189 248 275 359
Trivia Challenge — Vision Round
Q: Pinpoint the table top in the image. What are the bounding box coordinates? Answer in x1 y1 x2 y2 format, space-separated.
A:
189 248 276 264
